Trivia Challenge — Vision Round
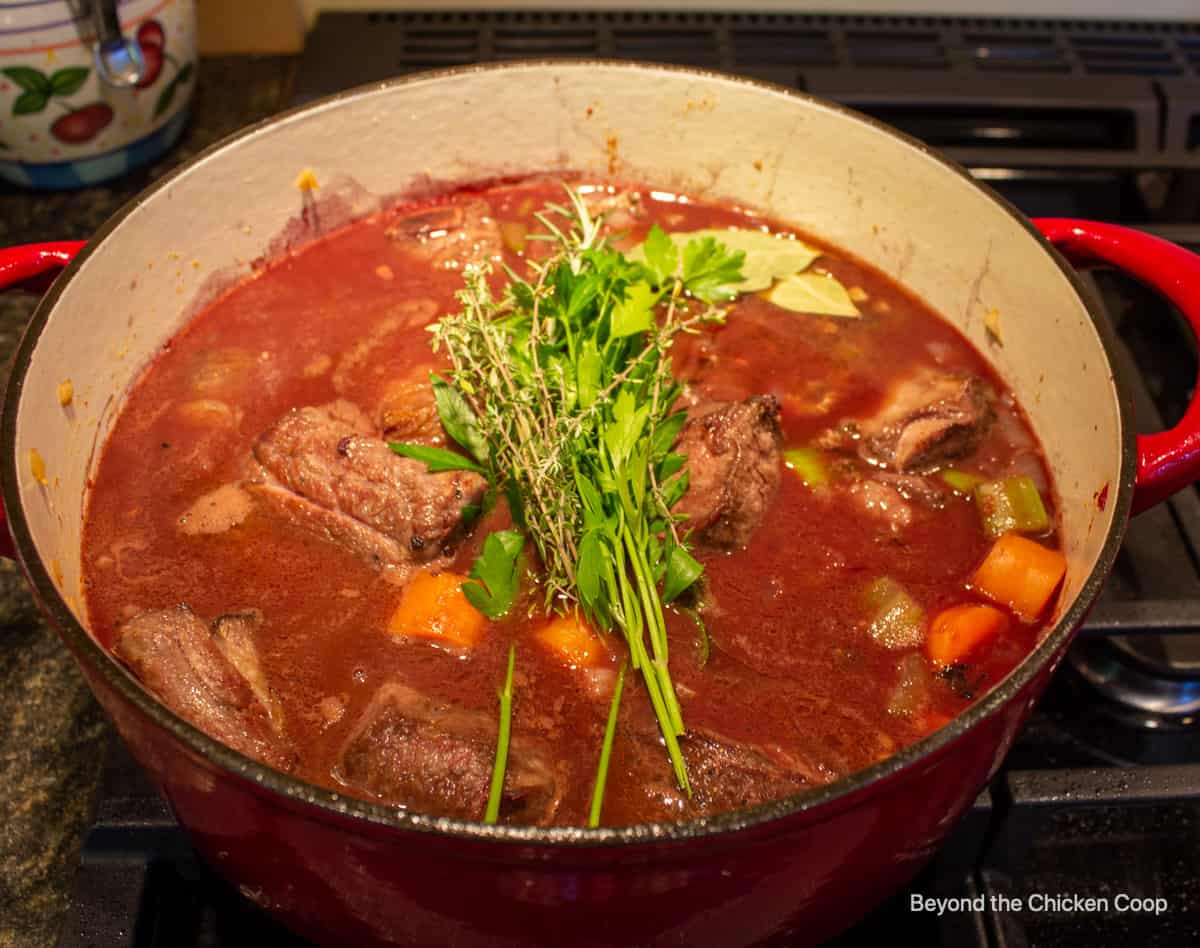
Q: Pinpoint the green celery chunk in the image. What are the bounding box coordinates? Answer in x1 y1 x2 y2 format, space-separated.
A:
784 446 829 487
974 476 1050 539
886 653 933 718
940 469 984 494
864 577 926 650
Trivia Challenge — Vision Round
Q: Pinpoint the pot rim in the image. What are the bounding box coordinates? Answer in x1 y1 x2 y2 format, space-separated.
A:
0 58 1136 849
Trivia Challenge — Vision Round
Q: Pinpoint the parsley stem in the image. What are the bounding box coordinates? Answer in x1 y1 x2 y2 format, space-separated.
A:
623 525 683 736
588 660 627 827
484 644 516 824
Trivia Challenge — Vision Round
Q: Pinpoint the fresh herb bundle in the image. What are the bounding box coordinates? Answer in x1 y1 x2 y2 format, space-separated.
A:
393 188 744 797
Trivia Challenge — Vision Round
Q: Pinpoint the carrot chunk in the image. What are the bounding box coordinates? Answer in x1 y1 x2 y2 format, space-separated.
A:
926 604 1009 666
536 612 606 668
388 571 486 649
970 534 1067 622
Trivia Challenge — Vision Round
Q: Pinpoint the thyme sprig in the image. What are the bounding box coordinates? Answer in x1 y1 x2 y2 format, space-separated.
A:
399 187 743 796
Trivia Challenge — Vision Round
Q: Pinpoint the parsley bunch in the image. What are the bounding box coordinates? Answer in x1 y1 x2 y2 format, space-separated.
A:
394 188 744 799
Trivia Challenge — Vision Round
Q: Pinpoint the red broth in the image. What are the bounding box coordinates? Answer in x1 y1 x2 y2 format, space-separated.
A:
81 178 1059 826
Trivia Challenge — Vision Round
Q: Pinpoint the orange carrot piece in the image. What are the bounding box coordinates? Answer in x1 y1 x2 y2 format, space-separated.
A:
536 612 606 668
926 604 1009 666
970 534 1067 622
388 571 486 649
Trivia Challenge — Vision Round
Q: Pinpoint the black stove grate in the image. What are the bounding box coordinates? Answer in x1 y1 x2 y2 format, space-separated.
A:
294 11 1200 168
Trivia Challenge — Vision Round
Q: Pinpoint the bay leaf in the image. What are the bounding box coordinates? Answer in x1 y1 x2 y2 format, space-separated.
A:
765 272 861 318
631 227 821 292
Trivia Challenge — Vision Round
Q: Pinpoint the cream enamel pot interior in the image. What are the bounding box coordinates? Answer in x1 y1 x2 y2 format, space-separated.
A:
2 62 1199 947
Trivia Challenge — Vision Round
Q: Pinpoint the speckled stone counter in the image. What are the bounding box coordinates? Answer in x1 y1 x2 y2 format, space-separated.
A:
0 56 295 948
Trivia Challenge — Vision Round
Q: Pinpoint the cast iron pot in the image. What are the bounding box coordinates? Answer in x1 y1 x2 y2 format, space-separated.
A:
2 62 1200 947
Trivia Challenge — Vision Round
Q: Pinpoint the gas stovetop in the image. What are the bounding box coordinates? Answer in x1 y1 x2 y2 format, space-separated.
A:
293 10 1200 170
56 11 1200 948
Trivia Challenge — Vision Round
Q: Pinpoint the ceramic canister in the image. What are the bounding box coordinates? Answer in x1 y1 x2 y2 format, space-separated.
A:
0 0 196 188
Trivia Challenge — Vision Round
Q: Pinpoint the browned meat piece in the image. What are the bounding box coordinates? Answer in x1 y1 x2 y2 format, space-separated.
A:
177 483 253 536
335 683 561 824
876 471 948 507
248 400 485 569
857 369 994 472
844 471 947 533
685 729 821 811
846 479 915 531
211 610 283 730
584 190 647 249
674 395 783 549
384 199 502 270
113 606 293 769
634 727 820 818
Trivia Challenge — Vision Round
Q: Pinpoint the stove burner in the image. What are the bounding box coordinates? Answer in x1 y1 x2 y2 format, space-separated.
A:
1068 636 1200 716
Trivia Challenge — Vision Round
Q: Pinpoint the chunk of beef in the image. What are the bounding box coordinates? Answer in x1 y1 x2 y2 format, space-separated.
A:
113 606 292 769
211 609 283 730
846 479 915 532
857 369 993 472
674 395 783 549
584 190 647 250
635 726 821 819
177 483 253 536
248 400 486 569
844 471 948 534
686 729 821 811
335 683 561 824
384 199 502 270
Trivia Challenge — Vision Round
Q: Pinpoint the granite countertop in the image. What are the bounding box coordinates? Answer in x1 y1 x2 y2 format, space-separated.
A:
0 56 295 948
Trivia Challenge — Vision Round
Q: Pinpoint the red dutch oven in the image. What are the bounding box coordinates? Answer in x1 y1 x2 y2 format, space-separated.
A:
2 62 1200 947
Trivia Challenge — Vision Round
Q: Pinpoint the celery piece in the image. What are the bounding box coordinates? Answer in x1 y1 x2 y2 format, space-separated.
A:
940 469 984 494
974 476 1050 539
864 577 926 649
784 446 829 487
886 653 933 717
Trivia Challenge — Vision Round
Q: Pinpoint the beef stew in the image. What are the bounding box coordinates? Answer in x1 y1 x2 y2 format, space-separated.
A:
81 178 1064 827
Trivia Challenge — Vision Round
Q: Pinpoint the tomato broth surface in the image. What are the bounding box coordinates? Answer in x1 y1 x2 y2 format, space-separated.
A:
82 178 1061 826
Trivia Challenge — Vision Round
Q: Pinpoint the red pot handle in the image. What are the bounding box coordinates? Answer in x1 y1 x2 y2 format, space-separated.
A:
0 241 86 294
1034 218 1200 515
0 241 86 558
